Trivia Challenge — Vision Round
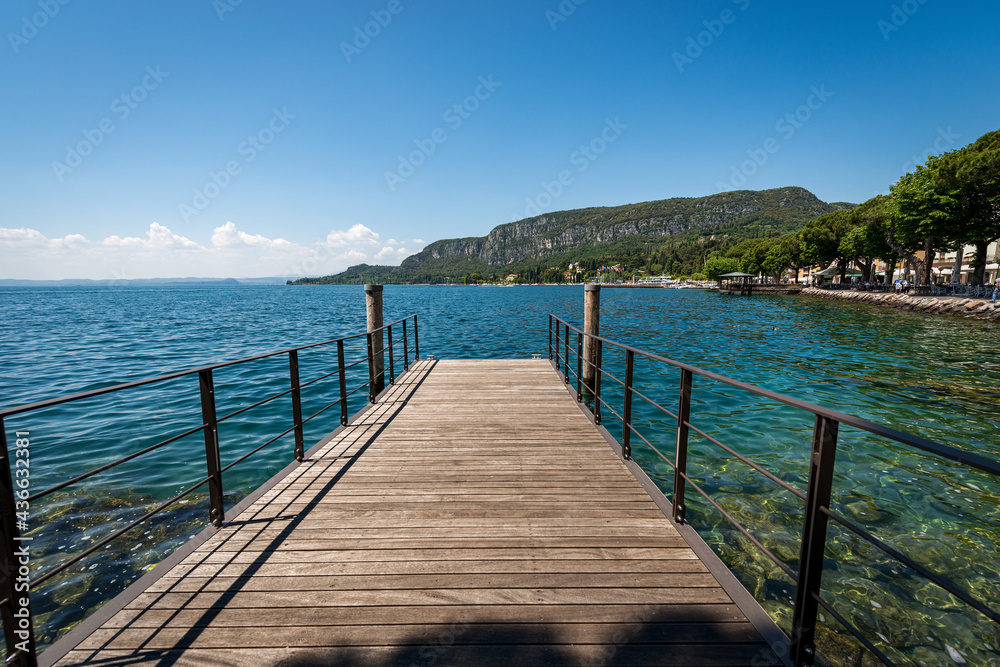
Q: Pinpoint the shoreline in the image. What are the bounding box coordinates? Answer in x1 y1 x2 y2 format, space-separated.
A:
801 286 1000 322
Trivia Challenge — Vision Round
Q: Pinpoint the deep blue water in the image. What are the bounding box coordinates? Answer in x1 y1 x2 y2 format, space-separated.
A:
1 285 999 665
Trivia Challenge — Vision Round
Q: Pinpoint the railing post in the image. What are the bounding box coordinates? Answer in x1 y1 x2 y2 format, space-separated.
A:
564 323 570 383
337 339 348 426
0 418 38 667
402 319 410 371
548 315 553 360
576 332 583 402
366 332 377 403
387 324 395 385
593 339 603 425
553 321 561 369
791 415 840 667
672 368 693 524
582 283 600 390
365 284 384 395
198 369 225 528
414 314 420 361
622 350 634 459
288 351 305 462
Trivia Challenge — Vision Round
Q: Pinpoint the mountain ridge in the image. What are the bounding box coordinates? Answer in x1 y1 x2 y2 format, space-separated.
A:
298 186 853 284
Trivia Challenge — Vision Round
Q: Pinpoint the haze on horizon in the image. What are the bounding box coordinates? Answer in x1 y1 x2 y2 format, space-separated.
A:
2 0 998 280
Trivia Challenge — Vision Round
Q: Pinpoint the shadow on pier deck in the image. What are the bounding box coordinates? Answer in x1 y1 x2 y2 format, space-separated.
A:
52 360 782 667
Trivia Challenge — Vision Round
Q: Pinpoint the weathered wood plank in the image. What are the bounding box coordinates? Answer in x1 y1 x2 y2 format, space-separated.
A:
126 587 738 610
181 547 704 564
145 571 725 593
231 508 670 520
78 621 767 650
196 536 690 552
216 518 679 530
165 558 712 579
213 525 682 539
101 603 750 629
256 492 658 503
57 644 783 667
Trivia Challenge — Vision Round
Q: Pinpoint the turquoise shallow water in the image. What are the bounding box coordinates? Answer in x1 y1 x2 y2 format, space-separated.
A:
1 284 999 664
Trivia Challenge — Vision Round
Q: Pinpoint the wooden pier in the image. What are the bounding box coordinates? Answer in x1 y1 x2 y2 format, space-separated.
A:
52 360 782 666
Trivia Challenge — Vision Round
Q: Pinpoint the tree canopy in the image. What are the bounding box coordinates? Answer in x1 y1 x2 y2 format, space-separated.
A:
889 129 1000 284
704 257 740 280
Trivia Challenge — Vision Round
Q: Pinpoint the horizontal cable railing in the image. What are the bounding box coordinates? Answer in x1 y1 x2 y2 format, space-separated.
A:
548 313 1000 667
0 315 419 666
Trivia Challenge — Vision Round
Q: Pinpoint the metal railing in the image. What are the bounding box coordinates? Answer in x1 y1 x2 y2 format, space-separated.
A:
548 314 1000 667
0 315 419 666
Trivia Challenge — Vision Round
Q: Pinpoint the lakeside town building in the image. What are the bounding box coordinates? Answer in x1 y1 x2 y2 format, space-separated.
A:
791 239 1000 286
930 240 1000 284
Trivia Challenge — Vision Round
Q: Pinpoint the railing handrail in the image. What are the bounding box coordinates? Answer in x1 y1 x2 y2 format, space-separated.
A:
0 314 419 666
550 315 1000 477
548 312 999 667
0 315 415 419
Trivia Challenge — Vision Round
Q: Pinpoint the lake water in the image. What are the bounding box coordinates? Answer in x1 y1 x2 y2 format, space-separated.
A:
2 285 999 665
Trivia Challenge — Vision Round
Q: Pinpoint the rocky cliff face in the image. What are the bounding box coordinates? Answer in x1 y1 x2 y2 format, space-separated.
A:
402 187 843 270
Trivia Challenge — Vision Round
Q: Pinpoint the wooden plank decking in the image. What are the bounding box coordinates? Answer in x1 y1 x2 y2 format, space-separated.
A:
54 359 781 667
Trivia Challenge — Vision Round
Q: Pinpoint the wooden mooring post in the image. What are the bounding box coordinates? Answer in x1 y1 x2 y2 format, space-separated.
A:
582 283 600 390
365 284 384 399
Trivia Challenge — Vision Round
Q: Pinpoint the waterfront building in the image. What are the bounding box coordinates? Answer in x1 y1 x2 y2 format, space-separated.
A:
931 239 1000 284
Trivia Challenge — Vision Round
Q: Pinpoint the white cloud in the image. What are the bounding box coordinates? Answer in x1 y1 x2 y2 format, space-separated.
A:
0 222 416 280
374 245 410 262
211 221 296 249
0 227 52 248
342 249 368 261
50 234 89 249
319 224 380 248
104 222 201 250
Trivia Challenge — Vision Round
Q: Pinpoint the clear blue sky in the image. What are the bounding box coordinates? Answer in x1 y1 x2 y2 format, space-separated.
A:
2 0 998 279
